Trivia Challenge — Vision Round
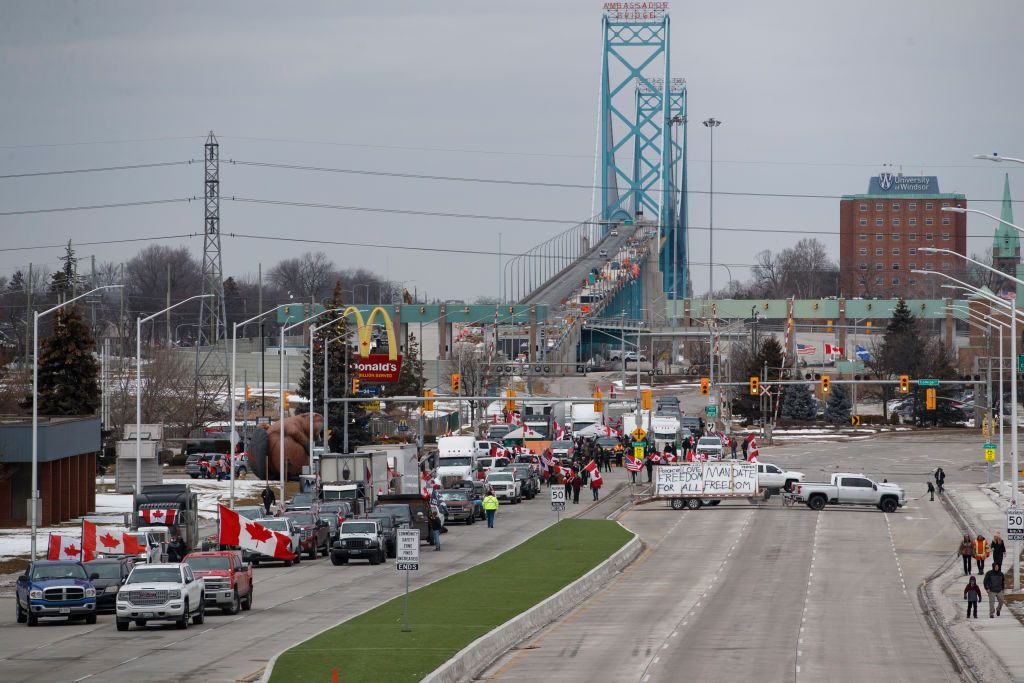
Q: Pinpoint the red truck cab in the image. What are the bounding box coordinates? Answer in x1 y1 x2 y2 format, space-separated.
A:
183 550 253 614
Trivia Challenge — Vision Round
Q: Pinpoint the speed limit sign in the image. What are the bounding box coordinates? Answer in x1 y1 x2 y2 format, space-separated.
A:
551 487 566 511
1008 507 1024 541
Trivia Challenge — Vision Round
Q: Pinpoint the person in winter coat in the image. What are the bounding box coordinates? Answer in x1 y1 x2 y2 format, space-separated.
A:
992 532 1006 569
959 534 973 576
974 534 991 575
730 437 738 459
563 473 573 501
571 474 583 504
261 485 276 516
741 437 749 460
964 576 982 619
429 510 443 550
645 455 654 483
935 467 946 494
590 474 602 501
166 532 188 563
927 481 935 501
984 564 1006 617
482 493 499 528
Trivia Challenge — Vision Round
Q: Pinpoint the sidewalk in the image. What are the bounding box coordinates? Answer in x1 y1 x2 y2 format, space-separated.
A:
944 485 1024 682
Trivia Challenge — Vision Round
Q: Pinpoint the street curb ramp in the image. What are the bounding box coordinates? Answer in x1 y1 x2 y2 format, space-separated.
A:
421 532 644 683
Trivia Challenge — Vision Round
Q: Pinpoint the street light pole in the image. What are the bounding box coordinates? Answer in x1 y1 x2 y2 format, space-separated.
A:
31 285 122 560
702 118 721 295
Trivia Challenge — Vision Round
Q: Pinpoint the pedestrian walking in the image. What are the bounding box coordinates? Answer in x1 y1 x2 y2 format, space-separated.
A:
935 467 946 494
984 564 1006 617
590 474 602 501
964 576 982 619
730 437 737 459
959 534 973 576
563 473 572 501
992 532 1006 568
571 474 583 504
927 482 935 501
482 492 499 528
261 485 276 516
974 534 991 575
429 510 443 550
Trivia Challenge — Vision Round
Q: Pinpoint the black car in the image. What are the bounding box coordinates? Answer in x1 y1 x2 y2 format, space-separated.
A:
511 464 540 500
452 480 488 520
83 557 133 613
363 512 399 557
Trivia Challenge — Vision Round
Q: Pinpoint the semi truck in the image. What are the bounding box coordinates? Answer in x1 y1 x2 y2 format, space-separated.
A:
650 415 681 452
133 484 200 552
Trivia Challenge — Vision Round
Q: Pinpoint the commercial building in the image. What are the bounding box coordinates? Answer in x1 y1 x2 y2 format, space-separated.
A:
839 175 966 298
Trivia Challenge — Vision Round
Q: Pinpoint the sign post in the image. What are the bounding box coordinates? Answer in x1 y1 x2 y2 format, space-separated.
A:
551 487 566 549
396 528 420 631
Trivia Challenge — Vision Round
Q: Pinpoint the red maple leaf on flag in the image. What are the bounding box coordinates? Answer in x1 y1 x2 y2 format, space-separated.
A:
64 544 79 557
99 533 120 549
245 522 273 544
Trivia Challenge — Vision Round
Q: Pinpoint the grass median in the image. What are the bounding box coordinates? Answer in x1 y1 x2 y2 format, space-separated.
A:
269 518 633 683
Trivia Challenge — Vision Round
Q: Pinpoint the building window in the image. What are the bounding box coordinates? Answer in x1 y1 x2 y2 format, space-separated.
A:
942 201 950 207
876 233 884 241
892 248 900 256
925 202 934 210
859 277 867 285
858 233 867 241
892 263 900 270
908 232 917 240
924 262 933 270
859 263 868 270
891 232 900 240
859 218 868 226
892 203 900 210
875 263 884 271
859 247 868 256
908 203 917 211
874 247 882 256
875 276 884 285
876 218 884 226
908 262 917 269
892 277 900 285
908 278 917 286
909 218 918 226
941 262 951 271
893 218 901 226
909 248 917 256
942 232 950 241
859 203 867 211
925 232 934 240
942 217 951 225
876 203 884 211
925 218 934 225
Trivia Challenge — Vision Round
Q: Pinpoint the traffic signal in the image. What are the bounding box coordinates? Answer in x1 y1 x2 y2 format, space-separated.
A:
352 378 360 394
926 388 936 410
641 389 652 411
699 378 710 396
245 384 252 400
505 389 517 413
749 376 759 396
865 321 872 335
826 319 833 333
821 376 831 393
899 375 909 394
282 392 290 411
593 388 604 412
424 389 435 411
451 373 461 393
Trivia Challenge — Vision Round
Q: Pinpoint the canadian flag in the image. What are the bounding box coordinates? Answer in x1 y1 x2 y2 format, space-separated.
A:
583 460 598 474
140 508 177 525
82 521 146 558
421 471 432 499
217 504 296 561
48 534 87 561
591 469 603 486
746 435 760 463
824 343 844 357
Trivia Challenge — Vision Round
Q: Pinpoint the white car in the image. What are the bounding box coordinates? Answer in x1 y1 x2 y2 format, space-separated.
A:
115 563 205 631
599 248 609 258
486 471 522 504
610 228 619 236
695 436 724 459
756 462 805 493
252 518 302 566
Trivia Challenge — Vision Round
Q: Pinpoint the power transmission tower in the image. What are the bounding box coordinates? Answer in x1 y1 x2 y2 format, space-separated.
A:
196 131 228 373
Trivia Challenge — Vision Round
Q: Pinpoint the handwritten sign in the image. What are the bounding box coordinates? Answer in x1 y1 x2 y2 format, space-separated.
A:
654 462 758 497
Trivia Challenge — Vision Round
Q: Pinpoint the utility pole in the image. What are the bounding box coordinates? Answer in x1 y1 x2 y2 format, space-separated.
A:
166 262 172 345
91 255 97 335
25 263 32 369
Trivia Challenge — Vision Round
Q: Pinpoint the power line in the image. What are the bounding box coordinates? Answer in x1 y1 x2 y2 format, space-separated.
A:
0 160 193 180
0 233 195 253
0 197 194 217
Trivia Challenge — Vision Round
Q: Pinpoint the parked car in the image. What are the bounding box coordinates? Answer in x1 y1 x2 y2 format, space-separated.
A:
284 493 315 512
486 470 522 504
487 424 511 440
250 518 301 566
511 463 541 500
363 512 399 557
548 439 575 460
16 560 98 626
83 557 134 614
375 495 434 545
184 550 253 614
474 456 511 478
755 462 805 495
319 501 353 522
789 473 906 513
232 505 265 521
695 436 724 460
282 511 331 560
439 489 477 524
331 519 387 565
115 563 205 631
451 480 488 520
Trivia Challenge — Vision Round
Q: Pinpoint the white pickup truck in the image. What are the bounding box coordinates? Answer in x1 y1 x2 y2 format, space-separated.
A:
790 473 906 513
115 563 205 631
756 462 805 495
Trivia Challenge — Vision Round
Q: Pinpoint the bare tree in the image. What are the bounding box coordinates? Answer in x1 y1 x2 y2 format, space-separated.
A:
446 341 497 423
269 251 336 301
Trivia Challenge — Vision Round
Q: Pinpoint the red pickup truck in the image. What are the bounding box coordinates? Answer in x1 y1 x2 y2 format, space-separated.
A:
183 550 254 614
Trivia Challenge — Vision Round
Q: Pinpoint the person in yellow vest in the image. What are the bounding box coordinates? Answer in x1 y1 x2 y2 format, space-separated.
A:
482 492 499 528
973 534 991 575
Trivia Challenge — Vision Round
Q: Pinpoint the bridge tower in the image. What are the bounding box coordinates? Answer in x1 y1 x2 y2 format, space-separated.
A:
596 4 689 302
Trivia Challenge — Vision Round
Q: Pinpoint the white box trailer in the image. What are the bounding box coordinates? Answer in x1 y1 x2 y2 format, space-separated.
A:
654 461 760 510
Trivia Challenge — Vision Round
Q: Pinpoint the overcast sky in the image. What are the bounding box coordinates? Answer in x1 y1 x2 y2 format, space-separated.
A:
1 0 1022 305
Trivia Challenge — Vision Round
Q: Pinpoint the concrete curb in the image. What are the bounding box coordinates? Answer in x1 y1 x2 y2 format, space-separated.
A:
421 533 644 683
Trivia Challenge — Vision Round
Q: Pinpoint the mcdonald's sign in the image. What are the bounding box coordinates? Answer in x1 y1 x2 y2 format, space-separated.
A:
341 306 403 383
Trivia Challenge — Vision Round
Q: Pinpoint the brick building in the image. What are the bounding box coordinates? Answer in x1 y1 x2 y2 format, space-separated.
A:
839 175 966 298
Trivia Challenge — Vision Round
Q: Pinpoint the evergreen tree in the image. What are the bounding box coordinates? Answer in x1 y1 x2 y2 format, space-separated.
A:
870 299 929 420
823 383 852 424
297 282 371 453
8 270 25 293
50 241 86 295
384 332 424 397
781 380 817 421
33 305 100 415
734 337 789 417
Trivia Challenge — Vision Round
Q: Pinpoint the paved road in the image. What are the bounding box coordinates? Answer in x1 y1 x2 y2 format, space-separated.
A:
521 227 638 307
482 432 982 682
0 472 633 683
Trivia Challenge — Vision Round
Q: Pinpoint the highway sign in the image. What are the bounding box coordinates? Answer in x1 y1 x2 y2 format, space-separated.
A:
984 443 997 462
396 529 420 571
1019 354 1024 373
918 379 940 387
631 427 647 442
551 487 566 511
705 405 718 417
1008 507 1024 541
396 425 410 432
850 415 861 427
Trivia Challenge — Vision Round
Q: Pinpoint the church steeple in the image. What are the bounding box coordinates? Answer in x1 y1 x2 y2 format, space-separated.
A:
992 173 1018 259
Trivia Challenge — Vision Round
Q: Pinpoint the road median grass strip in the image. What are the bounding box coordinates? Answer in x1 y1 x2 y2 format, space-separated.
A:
269 518 633 683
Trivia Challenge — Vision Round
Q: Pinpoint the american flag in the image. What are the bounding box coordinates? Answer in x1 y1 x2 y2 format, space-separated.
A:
625 455 644 472
796 343 816 355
